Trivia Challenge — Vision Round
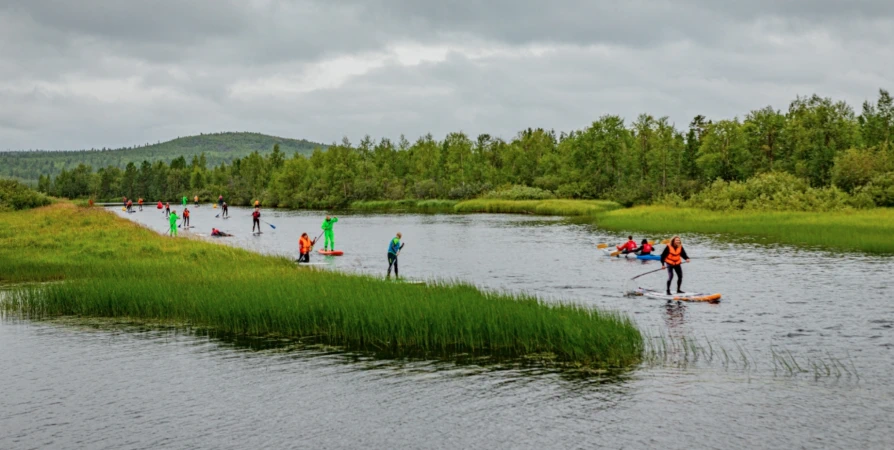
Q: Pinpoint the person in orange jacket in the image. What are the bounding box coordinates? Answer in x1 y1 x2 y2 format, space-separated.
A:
182 208 190 227
297 232 316 263
616 236 638 256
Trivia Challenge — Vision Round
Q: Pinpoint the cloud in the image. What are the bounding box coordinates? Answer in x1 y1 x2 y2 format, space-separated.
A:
1 0 892 149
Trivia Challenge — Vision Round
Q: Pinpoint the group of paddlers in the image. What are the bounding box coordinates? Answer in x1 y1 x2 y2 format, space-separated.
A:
617 235 690 295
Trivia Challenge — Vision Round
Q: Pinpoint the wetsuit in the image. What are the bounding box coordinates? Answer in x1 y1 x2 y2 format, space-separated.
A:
169 212 179 236
661 245 690 294
222 203 228 217
252 210 261 233
387 237 403 277
182 196 187 207
321 217 338 250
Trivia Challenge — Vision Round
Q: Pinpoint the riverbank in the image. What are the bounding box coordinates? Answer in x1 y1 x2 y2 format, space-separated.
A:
0 203 643 368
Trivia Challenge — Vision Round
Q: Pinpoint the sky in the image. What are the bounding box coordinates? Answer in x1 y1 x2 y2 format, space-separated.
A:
1 0 892 150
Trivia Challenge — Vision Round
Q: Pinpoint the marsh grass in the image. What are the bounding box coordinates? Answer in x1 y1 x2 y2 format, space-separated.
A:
349 199 458 213
0 203 643 368
594 206 894 254
454 199 621 216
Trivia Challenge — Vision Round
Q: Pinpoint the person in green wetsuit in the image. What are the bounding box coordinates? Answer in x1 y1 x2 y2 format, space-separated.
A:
169 210 179 236
321 216 338 251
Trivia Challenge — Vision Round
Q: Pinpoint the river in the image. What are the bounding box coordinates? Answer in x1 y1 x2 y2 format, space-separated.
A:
1 205 892 449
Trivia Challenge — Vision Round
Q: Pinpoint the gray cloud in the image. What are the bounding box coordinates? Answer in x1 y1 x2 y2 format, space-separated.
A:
1 0 892 150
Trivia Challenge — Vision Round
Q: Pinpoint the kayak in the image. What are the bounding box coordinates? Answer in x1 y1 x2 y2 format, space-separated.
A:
318 249 344 256
602 249 660 261
631 287 721 303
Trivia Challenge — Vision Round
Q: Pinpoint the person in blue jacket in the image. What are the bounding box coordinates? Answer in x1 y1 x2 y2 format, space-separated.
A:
387 232 403 277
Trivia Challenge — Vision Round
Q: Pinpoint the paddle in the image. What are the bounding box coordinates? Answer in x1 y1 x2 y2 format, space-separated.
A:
631 261 688 281
262 220 276 230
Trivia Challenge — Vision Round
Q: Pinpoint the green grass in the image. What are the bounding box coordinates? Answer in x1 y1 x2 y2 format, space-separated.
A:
454 199 621 216
0 203 643 368
594 205 894 254
349 199 458 213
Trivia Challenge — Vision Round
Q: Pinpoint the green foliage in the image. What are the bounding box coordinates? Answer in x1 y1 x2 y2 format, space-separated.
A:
483 184 556 200
858 172 894 206
831 148 891 193
454 199 620 216
0 179 52 211
0 204 643 368
0 132 324 183
660 172 865 212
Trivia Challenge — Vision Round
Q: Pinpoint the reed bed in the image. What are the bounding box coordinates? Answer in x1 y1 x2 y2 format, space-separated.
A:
453 199 621 216
349 199 458 213
0 203 643 368
594 206 894 254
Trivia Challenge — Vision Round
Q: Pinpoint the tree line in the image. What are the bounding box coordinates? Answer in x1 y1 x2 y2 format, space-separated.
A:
36 90 894 208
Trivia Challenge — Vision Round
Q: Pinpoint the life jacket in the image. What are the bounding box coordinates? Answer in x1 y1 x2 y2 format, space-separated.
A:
212 228 219 236
138 199 143 204
252 211 260 219
622 240 637 251
184 210 189 218
194 196 198 201
254 201 260 207
299 236 312 252
157 202 163 209
665 245 682 265
642 243 653 254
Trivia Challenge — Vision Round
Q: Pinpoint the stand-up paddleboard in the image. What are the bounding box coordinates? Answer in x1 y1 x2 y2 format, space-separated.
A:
602 249 660 261
631 287 721 303
318 249 344 256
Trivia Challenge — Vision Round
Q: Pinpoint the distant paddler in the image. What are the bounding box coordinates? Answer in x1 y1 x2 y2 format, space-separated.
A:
634 239 653 256
252 207 261 233
126 199 133 212
254 199 260 208
387 232 404 278
222 201 229 218
164 202 171 217
217 194 224 209
182 195 188 208
615 236 638 257
194 195 199 207
211 228 232 237
157 200 163 210
169 209 179 236
138 198 143 211
321 216 338 251
298 232 316 263
660 236 690 296
182 208 190 228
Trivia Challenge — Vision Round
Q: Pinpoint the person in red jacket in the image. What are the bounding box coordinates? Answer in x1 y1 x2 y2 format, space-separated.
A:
617 236 638 255
634 239 653 256
252 207 261 233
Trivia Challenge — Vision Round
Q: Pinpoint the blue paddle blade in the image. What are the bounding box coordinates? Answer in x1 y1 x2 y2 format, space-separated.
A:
269 224 276 229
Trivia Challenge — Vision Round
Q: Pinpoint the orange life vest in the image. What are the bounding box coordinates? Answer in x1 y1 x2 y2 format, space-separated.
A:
183 210 189 218
299 236 312 253
665 245 682 265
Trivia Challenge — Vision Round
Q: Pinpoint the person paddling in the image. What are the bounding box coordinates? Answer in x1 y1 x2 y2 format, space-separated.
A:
217 195 223 208
634 239 653 256
182 196 187 208
252 207 261 233
126 199 133 212
617 236 638 256
194 195 199 207
138 198 143 211
222 201 229 218
387 232 404 278
165 202 171 217
661 236 690 295
254 200 260 208
183 208 190 228
321 216 338 251
169 210 179 236
298 232 315 263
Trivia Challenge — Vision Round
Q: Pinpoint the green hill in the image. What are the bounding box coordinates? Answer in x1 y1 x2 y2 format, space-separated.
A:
0 132 326 183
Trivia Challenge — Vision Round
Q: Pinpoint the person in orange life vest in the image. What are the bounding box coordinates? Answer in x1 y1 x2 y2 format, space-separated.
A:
634 239 653 256
164 202 171 216
252 207 261 233
194 195 199 206
126 199 133 212
660 236 690 296
254 200 260 208
211 228 232 237
138 198 143 211
182 208 190 227
617 236 638 255
298 233 315 263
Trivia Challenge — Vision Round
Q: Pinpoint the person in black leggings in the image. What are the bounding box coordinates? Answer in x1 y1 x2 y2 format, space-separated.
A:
660 236 690 295
252 207 261 233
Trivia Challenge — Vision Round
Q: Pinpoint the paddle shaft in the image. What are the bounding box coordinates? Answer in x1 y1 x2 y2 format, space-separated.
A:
631 260 688 281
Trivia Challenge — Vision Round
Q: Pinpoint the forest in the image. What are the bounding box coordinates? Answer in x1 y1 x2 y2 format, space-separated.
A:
33 90 894 209
0 132 322 183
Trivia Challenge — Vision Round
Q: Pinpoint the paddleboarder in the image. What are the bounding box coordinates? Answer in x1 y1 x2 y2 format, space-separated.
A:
126 199 133 212
138 198 143 211
661 236 690 295
169 209 179 236
222 201 229 218
217 194 224 208
182 195 187 208
298 232 315 263
164 202 171 217
182 208 190 228
320 216 338 251
252 207 261 233
387 232 403 278
194 195 199 207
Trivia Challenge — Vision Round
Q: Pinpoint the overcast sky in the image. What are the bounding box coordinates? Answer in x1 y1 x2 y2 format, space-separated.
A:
1 0 892 150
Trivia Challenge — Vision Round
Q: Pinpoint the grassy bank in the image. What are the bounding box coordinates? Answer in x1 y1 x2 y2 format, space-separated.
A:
349 199 458 213
453 199 621 216
594 206 894 254
0 203 643 368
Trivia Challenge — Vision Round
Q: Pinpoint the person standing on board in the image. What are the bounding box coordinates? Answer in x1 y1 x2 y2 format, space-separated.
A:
321 216 338 251
169 209 179 236
252 207 261 233
387 232 403 278
138 198 143 211
298 232 315 263
661 236 690 295
165 202 171 217
222 201 229 218
218 195 224 208
182 195 187 208
194 195 199 207
123 196 128 209
182 208 190 228
254 199 260 208
126 199 133 212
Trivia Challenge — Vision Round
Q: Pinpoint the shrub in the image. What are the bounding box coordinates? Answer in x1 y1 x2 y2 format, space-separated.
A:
0 179 52 211
483 184 555 200
859 172 894 207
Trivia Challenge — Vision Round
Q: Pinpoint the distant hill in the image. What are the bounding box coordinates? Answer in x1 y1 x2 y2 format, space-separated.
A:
0 132 326 183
